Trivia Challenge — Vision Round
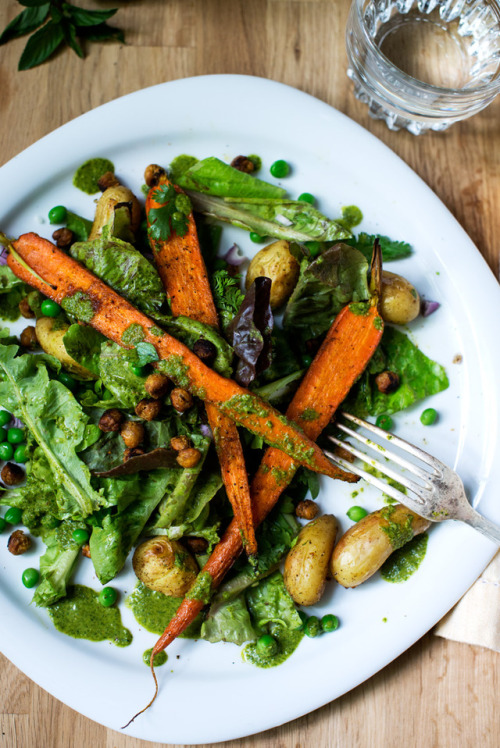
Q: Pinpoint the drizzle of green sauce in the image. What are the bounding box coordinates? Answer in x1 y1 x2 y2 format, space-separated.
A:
143 648 168 667
47 585 132 646
300 407 319 422
60 291 94 323
170 154 199 182
126 582 203 637
248 154 262 172
73 158 115 194
157 354 190 389
373 316 383 331
186 571 213 604
121 323 145 346
244 627 303 669
381 533 428 582
222 394 269 418
149 326 163 337
349 301 370 316
340 205 363 229
380 505 414 549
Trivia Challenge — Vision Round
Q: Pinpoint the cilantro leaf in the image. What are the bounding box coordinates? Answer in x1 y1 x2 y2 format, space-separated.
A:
148 184 190 247
211 268 245 333
347 232 412 262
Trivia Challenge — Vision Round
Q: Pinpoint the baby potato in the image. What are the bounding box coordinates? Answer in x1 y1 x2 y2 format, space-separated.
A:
330 504 430 588
380 271 420 325
89 185 141 241
132 537 198 597
246 239 300 309
284 514 338 606
36 317 95 379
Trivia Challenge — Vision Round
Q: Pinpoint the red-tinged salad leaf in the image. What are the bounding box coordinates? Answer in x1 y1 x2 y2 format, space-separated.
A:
93 448 178 478
228 277 273 386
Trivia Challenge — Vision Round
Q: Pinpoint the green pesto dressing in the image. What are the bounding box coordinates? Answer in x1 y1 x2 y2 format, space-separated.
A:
170 154 199 182
60 291 95 323
47 584 132 646
157 355 191 389
380 505 414 549
143 648 168 666
349 301 370 316
381 533 428 582
340 205 363 229
223 394 269 418
73 158 115 194
186 571 213 604
121 322 145 346
373 316 383 331
248 154 262 172
126 582 203 637
244 628 303 669
300 407 319 422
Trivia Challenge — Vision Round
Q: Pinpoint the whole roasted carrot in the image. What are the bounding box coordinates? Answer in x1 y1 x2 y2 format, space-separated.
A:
7 233 349 479
146 175 257 555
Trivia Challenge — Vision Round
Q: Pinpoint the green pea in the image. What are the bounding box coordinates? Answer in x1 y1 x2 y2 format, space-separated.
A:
7 427 24 444
298 192 315 204
0 517 6 532
304 615 321 638
40 299 61 318
99 587 118 607
58 371 77 391
0 442 14 461
347 505 368 522
4 507 22 525
420 408 438 426
270 159 290 178
301 354 313 367
256 634 278 657
22 568 40 589
129 363 147 377
48 205 68 224
376 414 393 431
13 444 28 463
249 232 266 243
321 614 339 633
0 410 12 427
72 528 89 545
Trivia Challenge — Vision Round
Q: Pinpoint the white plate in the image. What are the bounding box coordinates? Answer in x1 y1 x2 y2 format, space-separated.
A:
0 75 499 745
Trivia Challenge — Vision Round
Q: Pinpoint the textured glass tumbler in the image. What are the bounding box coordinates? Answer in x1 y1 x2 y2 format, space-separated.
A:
346 0 500 134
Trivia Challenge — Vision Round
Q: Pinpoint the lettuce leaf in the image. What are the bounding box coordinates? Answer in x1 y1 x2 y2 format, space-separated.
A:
33 519 87 607
0 346 104 518
283 244 369 342
175 156 286 199
344 327 449 417
201 594 256 645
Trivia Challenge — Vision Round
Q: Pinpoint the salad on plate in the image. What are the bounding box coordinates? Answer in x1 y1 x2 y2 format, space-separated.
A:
0 151 449 717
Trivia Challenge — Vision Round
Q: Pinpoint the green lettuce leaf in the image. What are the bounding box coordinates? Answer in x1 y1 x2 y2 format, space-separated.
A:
33 519 87 607
62 324 105 377
0 346 104 517
176 156 286 199
98 340 148 409
283 244 369 341
201 594 256 645
344 326 449 417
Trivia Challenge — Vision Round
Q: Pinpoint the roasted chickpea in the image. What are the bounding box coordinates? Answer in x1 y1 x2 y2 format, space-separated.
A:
176 448 202 468
170 388 193 412
144 164 166 187
120 420 145 448
375 370 400 394
7 529 31 555
97 171 120 191
19 298 35 319
52 227 74 249
192 339 217 367
230 155 255 173
170 435 192 452
135 398 162 421
144 372 170 399
184 536 209 554
123 447 146 461
1 462 25 486
98 408 124 433
82 544 91 558
295 500 319 520
20 326 38 350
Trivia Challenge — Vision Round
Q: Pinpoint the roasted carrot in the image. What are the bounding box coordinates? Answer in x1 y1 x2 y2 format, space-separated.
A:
146 178 257 555
149 296 384 650
7 233 351 480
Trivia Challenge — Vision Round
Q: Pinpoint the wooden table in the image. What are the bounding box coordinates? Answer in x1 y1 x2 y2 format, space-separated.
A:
1 1 499 746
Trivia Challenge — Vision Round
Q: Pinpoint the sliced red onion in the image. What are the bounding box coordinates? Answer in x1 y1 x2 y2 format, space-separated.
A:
0 246 8 266
275 214 293 226
421 299 440 317
223 243 246 267
200 423 213 439
11 417 24 429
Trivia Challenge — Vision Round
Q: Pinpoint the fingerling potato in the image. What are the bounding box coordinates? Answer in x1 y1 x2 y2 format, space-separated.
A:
380 271 420 325
284 514 338 606
331 504 430 588
133 537 198 597
36 317 96 379
246 240 300 309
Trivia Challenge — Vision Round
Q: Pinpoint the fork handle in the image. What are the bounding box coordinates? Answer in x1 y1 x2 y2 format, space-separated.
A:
461 507 500 545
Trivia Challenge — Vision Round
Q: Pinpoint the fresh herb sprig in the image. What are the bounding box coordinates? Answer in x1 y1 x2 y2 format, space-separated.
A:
0 1 124 71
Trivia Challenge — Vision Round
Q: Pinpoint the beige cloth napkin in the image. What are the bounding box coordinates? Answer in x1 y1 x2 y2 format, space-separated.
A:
434 550 500 652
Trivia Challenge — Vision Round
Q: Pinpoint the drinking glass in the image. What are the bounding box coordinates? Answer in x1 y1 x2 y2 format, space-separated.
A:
346 0 500 134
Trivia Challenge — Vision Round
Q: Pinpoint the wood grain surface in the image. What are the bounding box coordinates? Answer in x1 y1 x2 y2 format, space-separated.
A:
1 1 499 747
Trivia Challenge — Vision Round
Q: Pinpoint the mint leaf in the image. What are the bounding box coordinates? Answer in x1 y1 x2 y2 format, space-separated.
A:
61 20 83 58
67 7 118 27
0 5 49 45
135 341 159 367
18 20 64 70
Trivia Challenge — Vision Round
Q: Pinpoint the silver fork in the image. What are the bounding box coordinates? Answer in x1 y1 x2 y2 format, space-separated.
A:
325 411 500 544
